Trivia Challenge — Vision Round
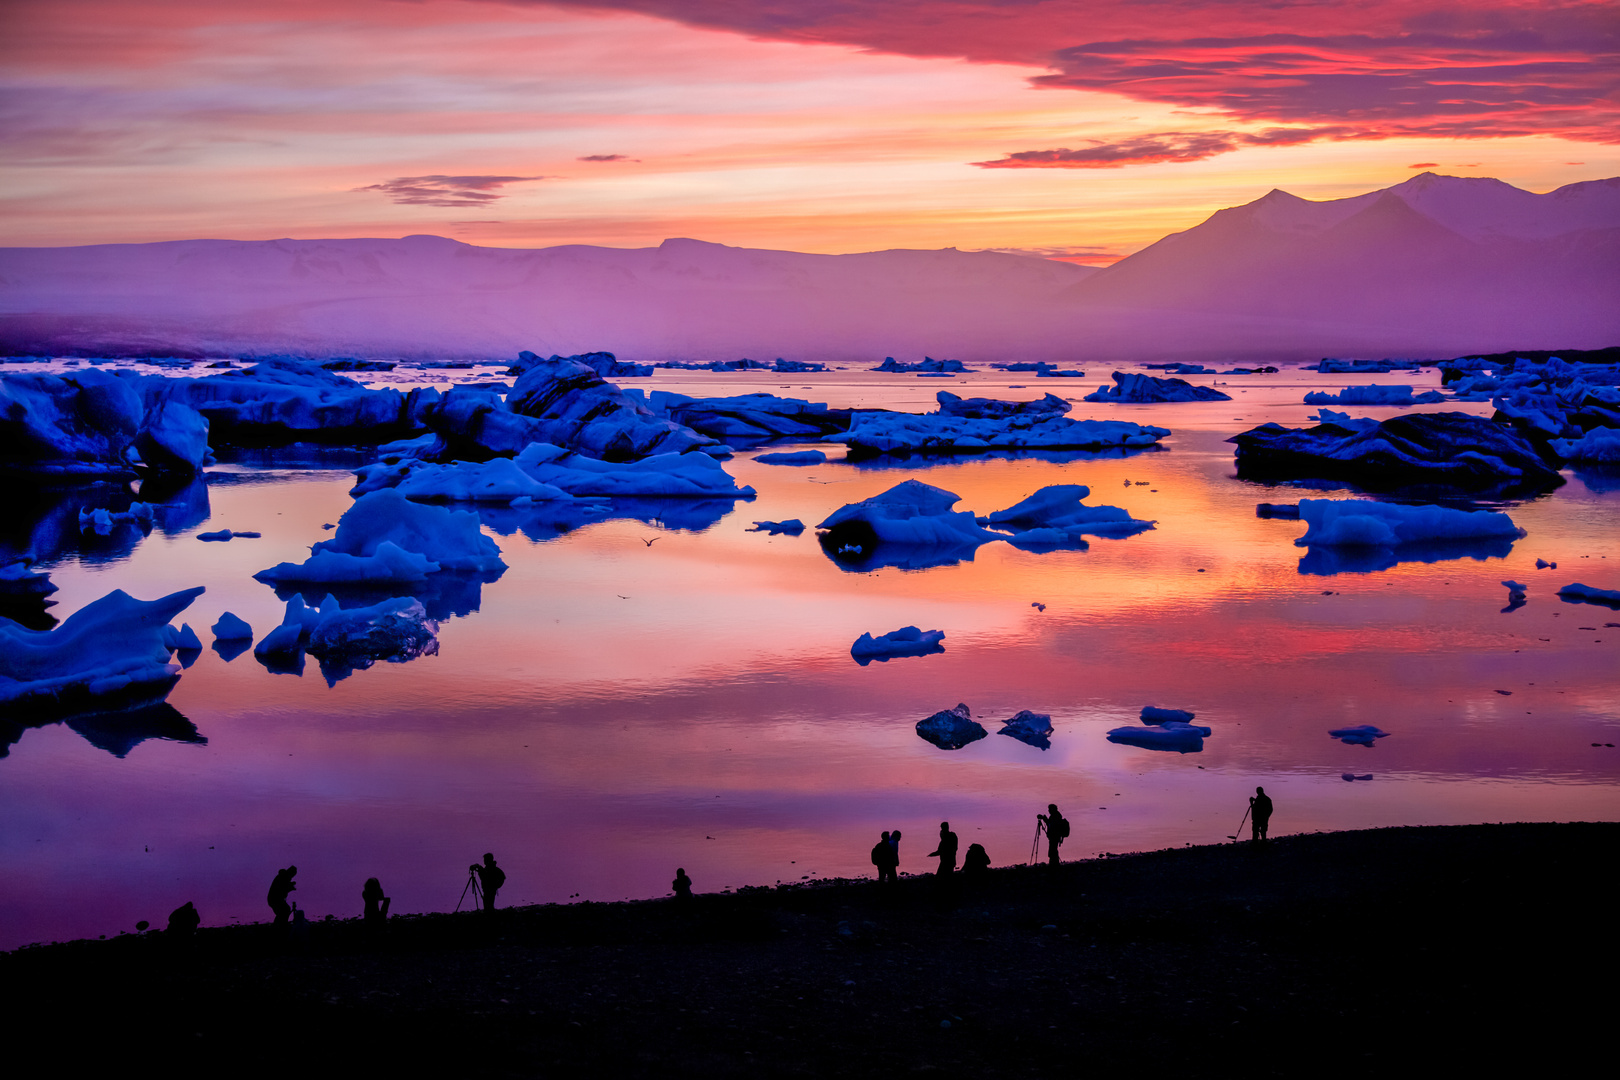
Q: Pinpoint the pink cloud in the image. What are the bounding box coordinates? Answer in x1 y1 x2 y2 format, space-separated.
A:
533 1 1619 147
356 175 545 207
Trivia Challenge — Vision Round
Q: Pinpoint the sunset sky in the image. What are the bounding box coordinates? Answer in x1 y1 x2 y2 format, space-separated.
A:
2 0 1615 260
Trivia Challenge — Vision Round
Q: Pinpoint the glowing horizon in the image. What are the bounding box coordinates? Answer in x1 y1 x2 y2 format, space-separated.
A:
1 0 1616 259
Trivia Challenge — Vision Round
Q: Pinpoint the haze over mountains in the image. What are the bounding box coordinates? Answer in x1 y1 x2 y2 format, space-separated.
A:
1 174 1614 363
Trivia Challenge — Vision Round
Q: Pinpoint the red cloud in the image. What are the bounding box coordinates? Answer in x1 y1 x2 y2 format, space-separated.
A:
535 1 1619 148
356 175 545 207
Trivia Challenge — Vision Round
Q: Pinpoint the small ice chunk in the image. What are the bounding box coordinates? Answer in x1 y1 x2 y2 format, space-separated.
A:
915 703 987 750
197 529 234 542
1341 773 1374 781
755 450 827 466
1140 706 1195 724
748 519 804 535
997 710 1053 749
211 612 254 641
175 623 202 651
1557 582 1620 607
1536 558 1556 569
1106 720 1210 753
851 625 944 665
1328 725 1390 746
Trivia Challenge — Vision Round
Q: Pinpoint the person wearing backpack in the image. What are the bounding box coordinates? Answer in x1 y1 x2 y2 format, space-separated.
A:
471 852 506 912
1038 804 1069 866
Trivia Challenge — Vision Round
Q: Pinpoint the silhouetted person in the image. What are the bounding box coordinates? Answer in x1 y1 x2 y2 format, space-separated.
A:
362 877 390 927
672 867 693 900
962 843 990 876
267 865 297 925
167 901 200 936
871 831 898 885
1250 787 1273 842
928 821 959 875
471 852 505 912
888 829 902 871
1037 804 1069 866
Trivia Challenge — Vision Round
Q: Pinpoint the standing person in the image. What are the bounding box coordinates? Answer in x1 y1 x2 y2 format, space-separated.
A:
1250 787 1273 843
888 830 902 873
362 877 390 927
267 866 297 925
672 868 693 900
471 852 505 912
962 843 991 876
928 821 959 875
871 832 898 885
1037 804 1069 866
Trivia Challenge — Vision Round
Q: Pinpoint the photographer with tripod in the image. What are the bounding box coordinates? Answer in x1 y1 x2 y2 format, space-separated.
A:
1034 804 1069 866
463 852 505 913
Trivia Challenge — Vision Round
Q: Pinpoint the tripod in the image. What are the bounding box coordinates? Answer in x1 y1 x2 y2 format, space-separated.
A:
1028 818 1046 865
456 869 484 913
1227 805 1251 842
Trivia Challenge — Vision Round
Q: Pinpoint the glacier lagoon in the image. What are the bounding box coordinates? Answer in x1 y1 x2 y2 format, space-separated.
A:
3 363 1617 949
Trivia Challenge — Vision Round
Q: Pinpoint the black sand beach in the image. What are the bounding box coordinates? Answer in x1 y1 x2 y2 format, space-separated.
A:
6 822 1613 1076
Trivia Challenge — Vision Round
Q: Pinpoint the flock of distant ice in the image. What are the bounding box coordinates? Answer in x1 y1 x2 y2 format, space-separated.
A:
3 346 1617 759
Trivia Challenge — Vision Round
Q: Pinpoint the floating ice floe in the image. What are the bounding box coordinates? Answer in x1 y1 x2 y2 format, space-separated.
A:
196 528 259 541
500 356 714 458
977 485 1155 549
1328 725 1389 746
254 593 439 684
144 357 431 445
1549 427 1620 463
915 703 987 749
850 626 945 665
1341 773 1375 781
1083 372 1232 403
0 585 204 718
935 391 1071 421
875 357 967 373
1230 413 1563 498
78 502 154 535
747 519 804 535
0 370 144 478
512 349 651 380
354 442 751 502
831 392 1168 456
1557 582 1620 607
134 399 212 473
754 450 828 466
1437 356 1620 439
1303 385 1446 406
211 611 253 641
1106 713 1211 753
1318 359 1423 374
629 391 847 442
255 489 505 585
1294 499 1523 548
997 709 1054 749
819 480 999 553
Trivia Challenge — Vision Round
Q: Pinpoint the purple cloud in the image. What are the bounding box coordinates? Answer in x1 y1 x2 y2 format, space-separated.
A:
356 175 545 207
578 154 630 162
973 126 1367 169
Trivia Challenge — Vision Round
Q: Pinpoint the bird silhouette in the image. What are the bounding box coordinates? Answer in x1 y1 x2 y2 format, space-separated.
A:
642 536 659 547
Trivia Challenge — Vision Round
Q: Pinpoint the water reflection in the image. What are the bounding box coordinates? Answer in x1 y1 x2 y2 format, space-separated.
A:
2 703 204 759
266 566 505 622
1296 535 1518 575
847 445 1166 470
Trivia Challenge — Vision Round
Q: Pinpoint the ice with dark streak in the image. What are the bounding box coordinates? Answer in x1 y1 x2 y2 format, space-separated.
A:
850 626 945 665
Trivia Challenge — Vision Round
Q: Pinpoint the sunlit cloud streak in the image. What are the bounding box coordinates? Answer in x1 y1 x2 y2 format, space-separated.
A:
973 126 1369 168
356 174 546 206
540 0 1620 147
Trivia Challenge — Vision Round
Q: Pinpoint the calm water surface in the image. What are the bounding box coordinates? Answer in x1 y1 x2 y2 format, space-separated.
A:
4 367 1618 948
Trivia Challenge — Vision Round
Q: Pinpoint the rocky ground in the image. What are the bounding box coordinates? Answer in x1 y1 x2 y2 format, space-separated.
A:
7 822 1613 1077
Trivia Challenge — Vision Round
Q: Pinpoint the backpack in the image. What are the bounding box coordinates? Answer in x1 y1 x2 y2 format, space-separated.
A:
1054 816 1070 840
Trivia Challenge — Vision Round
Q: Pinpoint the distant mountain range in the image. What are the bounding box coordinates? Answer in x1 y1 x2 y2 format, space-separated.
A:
1 173 1614 363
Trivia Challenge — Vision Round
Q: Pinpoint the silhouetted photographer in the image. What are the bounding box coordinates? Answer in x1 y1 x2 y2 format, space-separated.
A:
362 877 390 927
471 852 505 912
1036 804 1069 866
1250 787 1273 842
267 865 297 925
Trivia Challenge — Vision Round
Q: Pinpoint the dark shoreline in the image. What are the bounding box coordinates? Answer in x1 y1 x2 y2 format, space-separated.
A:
7 822 1615 1076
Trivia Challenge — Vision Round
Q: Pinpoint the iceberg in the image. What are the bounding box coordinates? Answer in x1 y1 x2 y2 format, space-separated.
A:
997 709 1054 749
915 703 987 750
133 399 211 473
0 370 143 478
255 489 505 586
1230 413 1563 498
754 450 827 466
252 593 438 684
1083 372 1232 403
143 357 429 445
211 611 254 641
1106 718 1211 753
503 356 714 458
818 480 999 563
355 442 752 502
935 391 1071 421
0 585 204 719
850 626 945 665
631 391 846 442
1557 582 1620 608
1549 427 1620 463
874 357 967 373
977 485 1155 548
1328 725 1390 746
747 519 804 535
1294 499 1523 548
1303 385 1446 407
1140 706 1196 724
835 409 1168 456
